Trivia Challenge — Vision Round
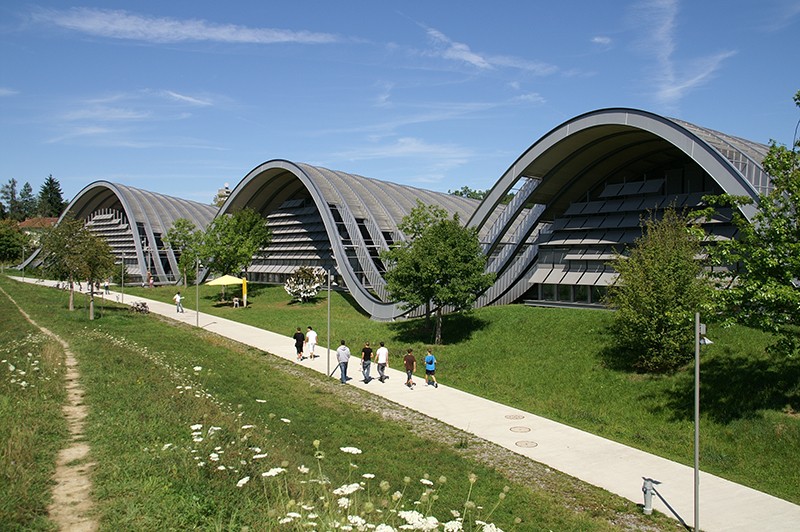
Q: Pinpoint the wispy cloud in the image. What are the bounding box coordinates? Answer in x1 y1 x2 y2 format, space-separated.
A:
760 1 800 31
32 7 341 45
633 0 736 107
422 25 557 75
0 87 19 97
163 90 213 106
61 106 151 121
592 36 612 45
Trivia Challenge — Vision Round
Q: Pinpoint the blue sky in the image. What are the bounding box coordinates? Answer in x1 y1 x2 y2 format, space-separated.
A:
1 1 798 205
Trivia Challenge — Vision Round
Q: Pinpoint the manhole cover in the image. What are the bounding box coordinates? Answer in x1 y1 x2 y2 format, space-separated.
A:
509 426 531 433
515 441 538 448
505 414 525 420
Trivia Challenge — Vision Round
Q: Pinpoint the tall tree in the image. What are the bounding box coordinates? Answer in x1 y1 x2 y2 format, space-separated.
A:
163 218 204 288
202 208 271 277
707 90 800 357
382 201 495 344
605 208 712 372
39 219 114 318
0 178 21 221
37 175 67 217
0 219 30 264
19 182 36 220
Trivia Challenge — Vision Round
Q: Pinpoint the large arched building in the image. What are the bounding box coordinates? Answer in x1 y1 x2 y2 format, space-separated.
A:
32 108 770 319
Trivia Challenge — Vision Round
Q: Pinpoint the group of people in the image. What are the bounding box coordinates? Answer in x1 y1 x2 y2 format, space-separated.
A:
293 326 318 360
293 329 438 389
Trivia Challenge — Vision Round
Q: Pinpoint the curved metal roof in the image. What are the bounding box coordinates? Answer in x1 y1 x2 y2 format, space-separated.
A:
220 160 481 320
24 181 217 281
469 107 770 309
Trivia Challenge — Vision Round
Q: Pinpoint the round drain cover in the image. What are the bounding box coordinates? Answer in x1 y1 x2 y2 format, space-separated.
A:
505 414 525 420
515 441 538 448
509 426 531 433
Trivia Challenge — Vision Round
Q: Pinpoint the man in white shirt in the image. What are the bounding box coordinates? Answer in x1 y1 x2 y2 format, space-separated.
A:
305 326 318 359
376 341 389 383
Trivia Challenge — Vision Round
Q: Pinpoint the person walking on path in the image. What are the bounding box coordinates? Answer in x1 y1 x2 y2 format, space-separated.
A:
376 341 389 382
424 348 438 388
403 348 417 388
336 340 351 384
361 342 373 383
173 291 185 313
293 327 305 361
305 326 318 359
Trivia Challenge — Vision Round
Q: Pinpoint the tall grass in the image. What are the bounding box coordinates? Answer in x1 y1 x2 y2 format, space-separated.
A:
127 283 800 504
0 288 68 530
0 277 682 530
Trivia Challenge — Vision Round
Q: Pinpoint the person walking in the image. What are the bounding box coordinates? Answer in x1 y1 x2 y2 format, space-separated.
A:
424 348 438 388
376 341 389 382
293 327 305 361
173 291 185 313
336 340 351 384
361 342 373 383
305 326 318 359
403 348 417 388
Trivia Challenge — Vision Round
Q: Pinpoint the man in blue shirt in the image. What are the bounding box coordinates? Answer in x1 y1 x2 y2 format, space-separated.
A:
424 348 438 388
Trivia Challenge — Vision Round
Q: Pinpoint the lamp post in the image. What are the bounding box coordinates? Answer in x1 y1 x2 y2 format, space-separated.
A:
120 253 125 303
694 312 712 532
326 268 331 377
196 258 201 328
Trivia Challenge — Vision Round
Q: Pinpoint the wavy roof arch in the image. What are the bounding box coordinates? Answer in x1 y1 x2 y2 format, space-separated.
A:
24 181 217 281
220 160 481 320
468 107 771 309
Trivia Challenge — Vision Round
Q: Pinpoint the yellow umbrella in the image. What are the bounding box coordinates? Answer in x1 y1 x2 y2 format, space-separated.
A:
205 275 245 303
205 274 244 286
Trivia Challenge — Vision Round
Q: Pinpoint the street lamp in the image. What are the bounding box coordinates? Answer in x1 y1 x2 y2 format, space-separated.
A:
196 258 201 328
120 252 125 303
694 312 713 532
327 268 332 377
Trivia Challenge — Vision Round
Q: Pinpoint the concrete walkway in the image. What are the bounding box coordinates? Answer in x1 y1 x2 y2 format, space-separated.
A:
18 278 800 531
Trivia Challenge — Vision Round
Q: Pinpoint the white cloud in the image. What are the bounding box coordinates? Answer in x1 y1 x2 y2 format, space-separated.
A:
592 36 612 45
61 106 151 121
0 87 19 96
163 91 213 107
422 25 557 75
632 0 735 107
33 7 340 45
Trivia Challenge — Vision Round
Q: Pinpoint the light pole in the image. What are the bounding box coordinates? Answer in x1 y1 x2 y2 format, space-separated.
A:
120 253 125 303
694 312 712 532
196 258 201 328
326 268 331 377
21 244 26 281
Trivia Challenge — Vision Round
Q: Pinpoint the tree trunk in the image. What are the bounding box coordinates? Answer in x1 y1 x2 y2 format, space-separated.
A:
183 266 187 289
435 307 443 345
68 277 74 311
89 285 95 321
425 301 431 326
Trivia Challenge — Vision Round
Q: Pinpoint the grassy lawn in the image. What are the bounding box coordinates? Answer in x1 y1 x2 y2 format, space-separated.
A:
0 276 685 530
0 285 68 530
125 281 800 504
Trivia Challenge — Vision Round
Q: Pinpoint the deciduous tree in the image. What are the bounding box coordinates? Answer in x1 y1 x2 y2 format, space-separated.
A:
284 266 327 302
707 90 800 357
605 208 712 372
164 218 204 288
0 219 30 265
202 208 271 277
382 201 494 344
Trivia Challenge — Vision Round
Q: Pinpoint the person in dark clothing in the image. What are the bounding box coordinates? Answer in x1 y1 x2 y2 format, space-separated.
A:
293 327 305 361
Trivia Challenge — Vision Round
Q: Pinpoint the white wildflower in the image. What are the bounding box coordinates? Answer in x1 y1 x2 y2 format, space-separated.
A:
420 478 434 486
236 476 250 487
280 418 291 423
262 467 286 477
333 483 362 496
337 497 351 509
362 473 375 479
339 446 362 455
298 465 310 474
193 366 202 371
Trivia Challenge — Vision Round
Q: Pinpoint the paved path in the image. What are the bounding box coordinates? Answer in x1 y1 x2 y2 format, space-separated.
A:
18 278 800 531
